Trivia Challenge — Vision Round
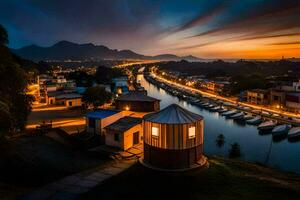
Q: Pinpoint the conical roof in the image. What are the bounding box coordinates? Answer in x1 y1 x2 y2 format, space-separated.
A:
143 104 203 124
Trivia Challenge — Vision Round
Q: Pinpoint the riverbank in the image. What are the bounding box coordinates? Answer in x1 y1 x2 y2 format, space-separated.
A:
83 156 300 200
145 74 300 126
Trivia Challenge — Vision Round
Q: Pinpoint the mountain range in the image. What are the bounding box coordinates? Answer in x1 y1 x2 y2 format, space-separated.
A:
11 41 202 62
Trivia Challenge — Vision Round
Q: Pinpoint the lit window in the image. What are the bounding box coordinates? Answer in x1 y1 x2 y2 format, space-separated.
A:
188 126 196 139
151 126 159 137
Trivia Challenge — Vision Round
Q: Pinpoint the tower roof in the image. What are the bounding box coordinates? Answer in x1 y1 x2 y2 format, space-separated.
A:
143 104 203 124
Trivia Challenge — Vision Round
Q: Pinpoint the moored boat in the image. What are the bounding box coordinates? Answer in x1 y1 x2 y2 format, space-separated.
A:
222 110 238 117
210 106 221 112
272 124 292 137
257 120 277 131
230 112 244 120
243 114 253 121
288 127 300 140
218 108 228 113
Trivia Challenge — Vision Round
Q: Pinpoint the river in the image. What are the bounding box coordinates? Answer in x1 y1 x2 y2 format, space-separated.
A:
138 74 300 174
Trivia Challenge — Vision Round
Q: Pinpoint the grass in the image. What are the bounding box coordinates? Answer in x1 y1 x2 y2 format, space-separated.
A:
0 133 111 189
82 156 300 200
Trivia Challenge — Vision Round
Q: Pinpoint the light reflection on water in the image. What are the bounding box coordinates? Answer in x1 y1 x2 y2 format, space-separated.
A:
138 74 300 174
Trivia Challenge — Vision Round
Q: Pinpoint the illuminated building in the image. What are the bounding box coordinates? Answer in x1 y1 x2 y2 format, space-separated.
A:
142 104 207 170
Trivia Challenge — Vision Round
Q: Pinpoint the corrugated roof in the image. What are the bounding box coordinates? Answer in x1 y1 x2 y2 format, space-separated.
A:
143 104 203 124
116 91 160 102
105 116 142 132
86 109 120 119
56 93 82 100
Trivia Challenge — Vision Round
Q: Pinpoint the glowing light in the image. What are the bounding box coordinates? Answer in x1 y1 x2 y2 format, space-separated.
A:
151 126 159 137
188 126 196 139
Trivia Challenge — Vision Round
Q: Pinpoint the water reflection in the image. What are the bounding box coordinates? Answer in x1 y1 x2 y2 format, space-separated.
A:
139 74 300 174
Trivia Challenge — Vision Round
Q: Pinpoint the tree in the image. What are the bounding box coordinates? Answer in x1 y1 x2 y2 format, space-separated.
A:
94 66 124 84
0 24 8 46
83 86 112 108
216 134 225 148
229 143 241 158
0 24 32 134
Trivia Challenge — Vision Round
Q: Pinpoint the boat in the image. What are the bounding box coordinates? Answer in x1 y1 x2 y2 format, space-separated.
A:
246 116 262 125
288 127 300 140
200 102 209 107
230 112 244 120
272 124 292 137
243 114 253 120
205 104 215 109
218 108 228 113
222 110 238 117
210 106 221 112
257 120 277 131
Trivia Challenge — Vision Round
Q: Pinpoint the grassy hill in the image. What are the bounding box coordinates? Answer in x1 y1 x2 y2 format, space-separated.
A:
83 156 300 200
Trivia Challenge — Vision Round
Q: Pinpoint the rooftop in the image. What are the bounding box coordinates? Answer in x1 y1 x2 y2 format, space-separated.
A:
116 91 160 102
56 93 82 100
86 109 120 119
104 116 142 132
143 104 203 124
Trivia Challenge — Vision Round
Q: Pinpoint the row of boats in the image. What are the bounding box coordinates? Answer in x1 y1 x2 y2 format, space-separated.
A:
146 75 300 142
190 99 300 141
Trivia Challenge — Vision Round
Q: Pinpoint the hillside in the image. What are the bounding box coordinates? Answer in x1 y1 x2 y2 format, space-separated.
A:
11 41 202 62
83 156 300 200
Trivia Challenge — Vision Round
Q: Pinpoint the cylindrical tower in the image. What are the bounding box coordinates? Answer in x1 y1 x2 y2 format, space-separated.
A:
142 104 207 170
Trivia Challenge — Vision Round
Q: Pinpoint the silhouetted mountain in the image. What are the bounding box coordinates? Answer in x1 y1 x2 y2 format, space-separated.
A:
11 41 202 62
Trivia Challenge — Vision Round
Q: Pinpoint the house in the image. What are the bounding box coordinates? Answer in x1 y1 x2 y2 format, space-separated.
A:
142 104 207 170
46 91 82 108
286 93 300 113
246 89 269 105
111 77 129 96
270 89 286 109
104 116 143 150
86 110 124 142
115 91 160 112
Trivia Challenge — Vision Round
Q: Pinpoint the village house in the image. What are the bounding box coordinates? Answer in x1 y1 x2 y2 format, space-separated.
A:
46 91 82 108
115 91 160 112
104 116 143 150
246 89 270 105
86 110 124 142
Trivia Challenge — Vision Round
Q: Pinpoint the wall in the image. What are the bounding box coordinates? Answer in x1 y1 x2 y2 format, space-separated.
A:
65 98 82 107
143 120 204 150
105 123 143 150
116 100 160 112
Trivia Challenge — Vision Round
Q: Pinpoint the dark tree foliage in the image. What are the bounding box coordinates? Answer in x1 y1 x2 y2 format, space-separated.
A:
94 66 124 84
67 71 94 87
0 24 8 46
159 59 300 79
82 86 112 108
0 25 32 134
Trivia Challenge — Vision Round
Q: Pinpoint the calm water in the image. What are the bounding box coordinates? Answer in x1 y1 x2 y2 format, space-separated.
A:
138 74 300 174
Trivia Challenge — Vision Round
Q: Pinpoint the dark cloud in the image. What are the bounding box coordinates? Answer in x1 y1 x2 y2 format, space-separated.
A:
1 0 300 58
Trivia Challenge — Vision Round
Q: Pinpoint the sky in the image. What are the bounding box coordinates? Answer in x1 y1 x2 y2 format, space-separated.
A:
1 0 300 59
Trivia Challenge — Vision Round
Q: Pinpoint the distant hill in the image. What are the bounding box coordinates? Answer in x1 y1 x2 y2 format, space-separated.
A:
11 41 202 62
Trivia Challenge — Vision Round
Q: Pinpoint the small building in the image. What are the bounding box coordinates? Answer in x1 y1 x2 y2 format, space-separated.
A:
142 104 207 170
286 93 300 113
111 77 129 96
86 110 124 142
46 91 82 108
55 93 82 107
246 89 269 105
115 91 160 112
270 89 286 109
104 116 143 150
